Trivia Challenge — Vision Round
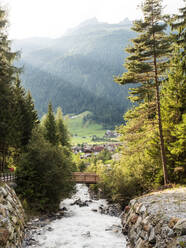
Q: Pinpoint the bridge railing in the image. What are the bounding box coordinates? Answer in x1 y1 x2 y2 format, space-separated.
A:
73 172 99 184
0 172 99 184
0 173 16 182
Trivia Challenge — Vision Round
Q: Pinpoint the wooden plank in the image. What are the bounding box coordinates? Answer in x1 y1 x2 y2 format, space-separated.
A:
72 172 99 184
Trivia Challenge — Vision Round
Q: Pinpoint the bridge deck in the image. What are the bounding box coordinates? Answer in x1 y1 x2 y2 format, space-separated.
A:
73 172 99 184
0 172 99 184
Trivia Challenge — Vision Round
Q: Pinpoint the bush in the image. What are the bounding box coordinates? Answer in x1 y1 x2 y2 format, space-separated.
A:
95 161 143 206
16 129 75 212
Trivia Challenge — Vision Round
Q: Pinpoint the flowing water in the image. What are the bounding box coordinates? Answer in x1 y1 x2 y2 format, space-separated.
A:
31 184 126 248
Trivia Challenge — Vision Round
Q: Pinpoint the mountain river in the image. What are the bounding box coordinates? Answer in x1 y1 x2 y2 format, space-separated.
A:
29 184 126 248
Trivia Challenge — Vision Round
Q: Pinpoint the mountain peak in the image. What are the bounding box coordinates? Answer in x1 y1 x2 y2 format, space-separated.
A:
78 18 99 27
65 18 102 35
119 18 131 25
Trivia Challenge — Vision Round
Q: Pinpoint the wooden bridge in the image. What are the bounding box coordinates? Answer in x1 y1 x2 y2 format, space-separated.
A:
73 172 99 184
0 172 99 184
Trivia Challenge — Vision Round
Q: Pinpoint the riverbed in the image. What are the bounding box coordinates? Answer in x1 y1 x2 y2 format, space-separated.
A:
29 184 126 248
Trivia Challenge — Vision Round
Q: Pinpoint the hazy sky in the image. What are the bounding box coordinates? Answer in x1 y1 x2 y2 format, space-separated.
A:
1 0 185 39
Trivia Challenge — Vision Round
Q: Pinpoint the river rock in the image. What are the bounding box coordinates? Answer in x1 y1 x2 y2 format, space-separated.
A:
173 219 186 235
60 206 68 211
71 198 89 207
47 226 53 231
81 231 91 238
91 208 97 212
98 203 122 216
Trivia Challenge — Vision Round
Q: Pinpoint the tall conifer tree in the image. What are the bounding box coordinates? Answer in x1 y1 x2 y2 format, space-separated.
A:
55 107 70 147
161 51 186 182
161 3 186 182
13 79 38 148
0 6 38 171
44 102 58 146
115 0 171 184
171 1 186 51
0 7 20 170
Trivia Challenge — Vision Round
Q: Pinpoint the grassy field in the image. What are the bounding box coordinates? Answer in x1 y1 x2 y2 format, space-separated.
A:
65 112 107 145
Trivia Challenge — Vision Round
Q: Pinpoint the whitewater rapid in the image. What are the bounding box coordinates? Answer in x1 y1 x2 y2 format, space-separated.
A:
32 184 126 248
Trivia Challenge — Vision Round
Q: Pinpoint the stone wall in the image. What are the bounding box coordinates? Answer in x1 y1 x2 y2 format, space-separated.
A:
0 182 25 248
121 187 186 248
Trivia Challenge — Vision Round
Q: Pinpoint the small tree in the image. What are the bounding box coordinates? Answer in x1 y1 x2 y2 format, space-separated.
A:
55 107 70 147
43 102 58 145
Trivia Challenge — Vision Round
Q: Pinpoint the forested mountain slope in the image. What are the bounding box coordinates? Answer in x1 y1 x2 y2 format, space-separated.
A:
12 18 136 127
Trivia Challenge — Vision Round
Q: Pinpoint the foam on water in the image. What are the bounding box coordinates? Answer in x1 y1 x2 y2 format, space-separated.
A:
33 184 126 248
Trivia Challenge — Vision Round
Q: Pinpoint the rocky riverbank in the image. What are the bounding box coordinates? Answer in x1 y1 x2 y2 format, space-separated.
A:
0 182 25 248
121 187 186 248
22 211 66 247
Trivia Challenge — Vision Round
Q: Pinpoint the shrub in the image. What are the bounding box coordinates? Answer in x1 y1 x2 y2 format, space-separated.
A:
16 129 75 212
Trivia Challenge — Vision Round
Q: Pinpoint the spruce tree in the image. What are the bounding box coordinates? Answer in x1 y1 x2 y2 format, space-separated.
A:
161 4 186 182
171 1 186 51
55 107 70 147
22 91 38 146
13 79 38 148
0 6 38 171
115 0 171 184
161 52 186 182
0 7 20 170
172 2 186 78
44 102 58 145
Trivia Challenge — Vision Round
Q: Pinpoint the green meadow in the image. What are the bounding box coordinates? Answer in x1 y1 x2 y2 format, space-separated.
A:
65 112 107 145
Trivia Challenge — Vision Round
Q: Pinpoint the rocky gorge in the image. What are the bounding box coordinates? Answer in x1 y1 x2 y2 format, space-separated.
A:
121 187 186 248
0 182 186 248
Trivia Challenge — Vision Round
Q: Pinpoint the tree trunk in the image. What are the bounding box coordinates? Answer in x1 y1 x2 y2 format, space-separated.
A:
155 82 168 185
2 150 6 172
0 144 8 172
153 56 168 185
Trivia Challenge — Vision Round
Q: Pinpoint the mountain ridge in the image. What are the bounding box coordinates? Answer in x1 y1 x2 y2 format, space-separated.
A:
12 19 136 127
